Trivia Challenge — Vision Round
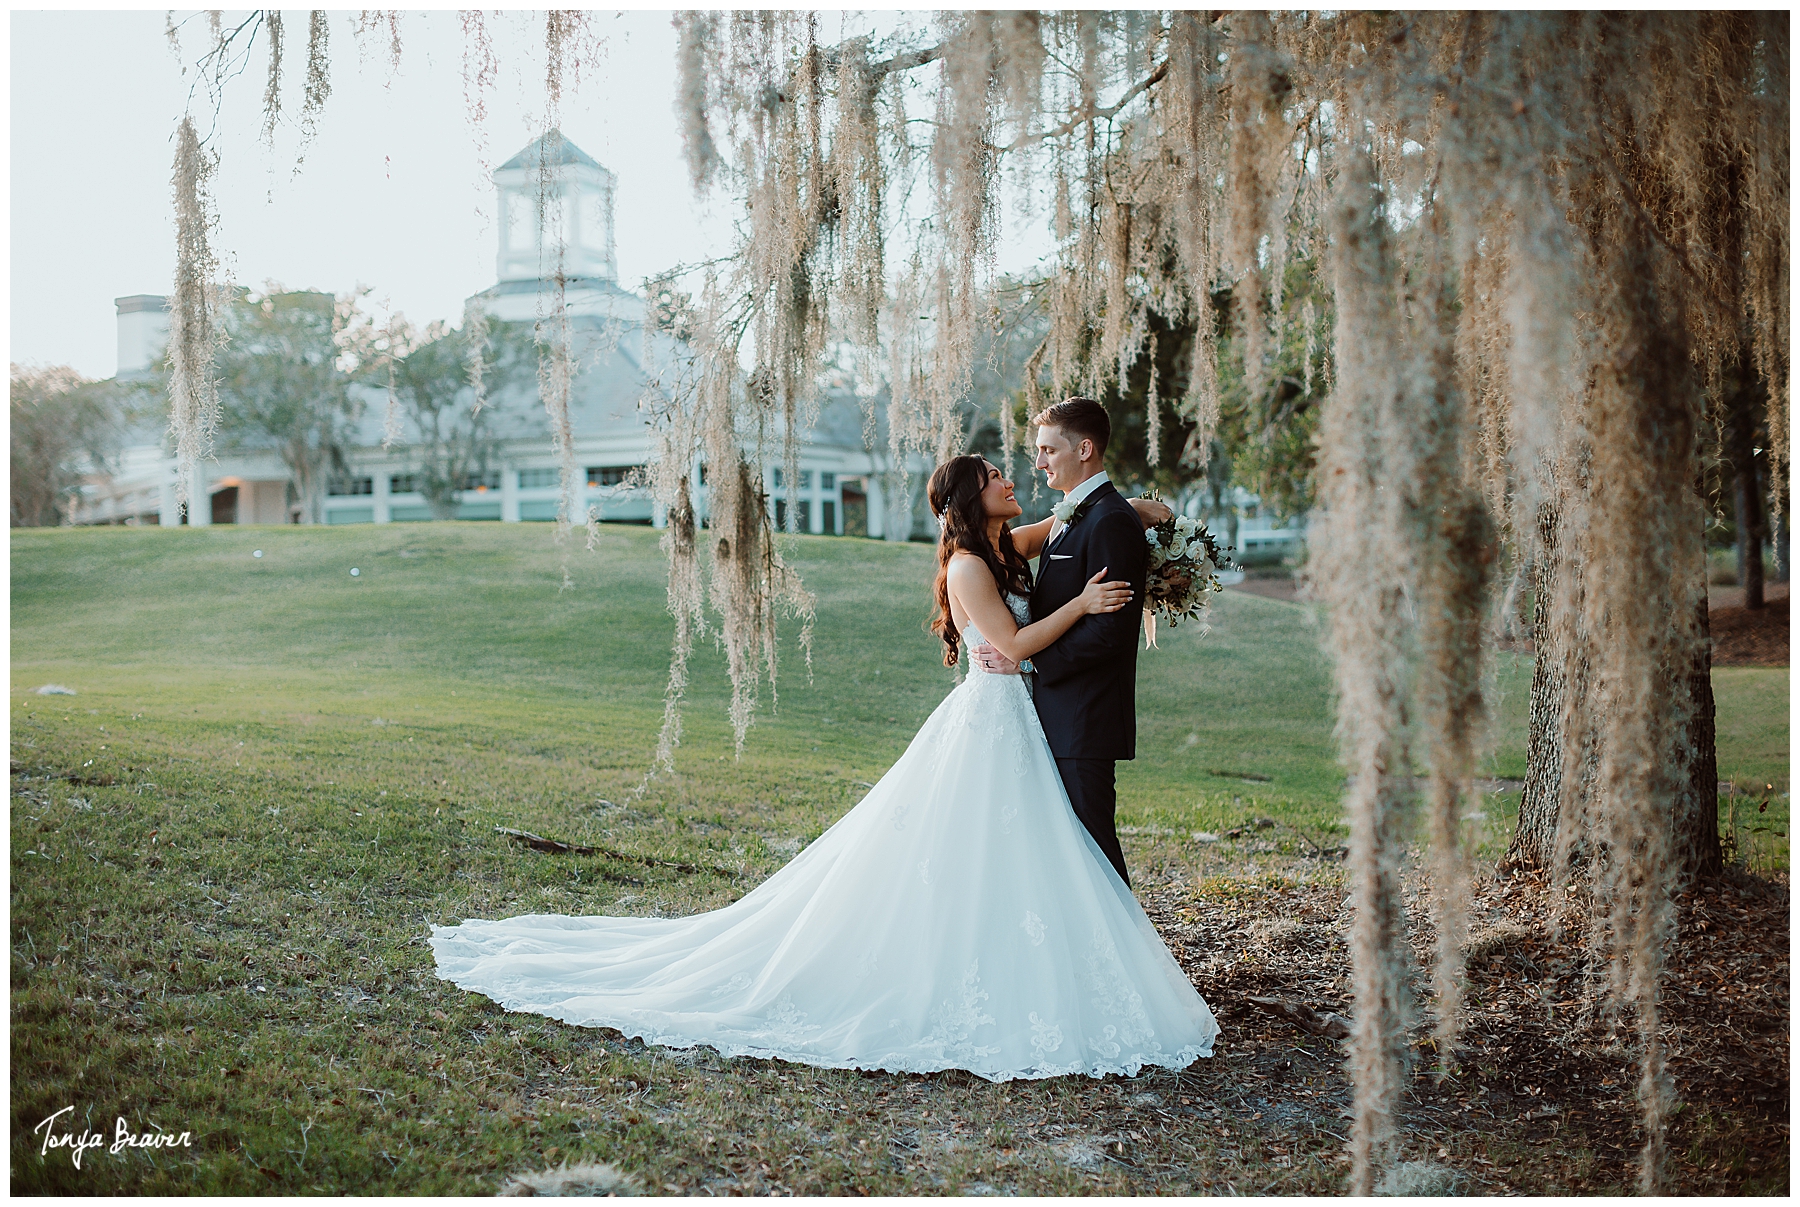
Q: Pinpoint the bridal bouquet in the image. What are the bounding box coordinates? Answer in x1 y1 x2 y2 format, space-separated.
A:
1142 510 1229 647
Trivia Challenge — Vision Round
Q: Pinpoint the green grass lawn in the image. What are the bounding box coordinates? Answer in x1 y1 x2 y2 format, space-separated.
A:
11 522 1789 1193
8 521 1354 838
1480 649 1789 871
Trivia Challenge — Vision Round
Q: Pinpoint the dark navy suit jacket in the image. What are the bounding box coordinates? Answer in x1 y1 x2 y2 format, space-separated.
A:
1028 480 1146 761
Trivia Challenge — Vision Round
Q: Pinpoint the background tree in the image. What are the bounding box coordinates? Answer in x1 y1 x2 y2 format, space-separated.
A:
1717 343 1773 608
989 261 1331 535
211 287 359 524
1213 269 1331 529
373 314 536 521
10 365 137 527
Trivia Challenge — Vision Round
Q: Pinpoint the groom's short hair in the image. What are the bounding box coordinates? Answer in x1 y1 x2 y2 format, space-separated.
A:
1033 396 1110 459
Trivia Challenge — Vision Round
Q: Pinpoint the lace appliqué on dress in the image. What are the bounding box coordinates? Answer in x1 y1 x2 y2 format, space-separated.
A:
1005 592 1033 627
712 972 752 999
918 961 1000 1064
1085 926 1159 1054
1028 1012 1065 1059
926 686 986 776
731 993 826 1051
1021 911 1047 946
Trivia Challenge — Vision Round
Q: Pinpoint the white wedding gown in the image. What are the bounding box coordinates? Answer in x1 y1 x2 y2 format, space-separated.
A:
430 595 1219 1081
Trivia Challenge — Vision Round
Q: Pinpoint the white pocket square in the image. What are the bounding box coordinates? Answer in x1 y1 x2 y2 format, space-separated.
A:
1049 554 1074 561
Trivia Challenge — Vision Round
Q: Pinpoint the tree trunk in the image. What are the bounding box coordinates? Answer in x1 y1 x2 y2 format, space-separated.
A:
1774 505 1790 584
1508 502 1565 871
1725 346 1768 609
288 446 319 524
1509 502 1722 882
1673 589 1724 880
423 483 461 521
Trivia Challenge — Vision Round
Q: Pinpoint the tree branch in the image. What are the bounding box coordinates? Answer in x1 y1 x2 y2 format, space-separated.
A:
1004 59 1171 154
768 39 947 108
871 41 945 77
185 9 265 143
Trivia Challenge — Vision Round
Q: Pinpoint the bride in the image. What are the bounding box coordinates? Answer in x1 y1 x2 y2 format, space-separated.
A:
430 455 1219 1081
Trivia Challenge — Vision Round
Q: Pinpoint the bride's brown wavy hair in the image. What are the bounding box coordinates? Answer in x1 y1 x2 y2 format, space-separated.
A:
927 455 1033 668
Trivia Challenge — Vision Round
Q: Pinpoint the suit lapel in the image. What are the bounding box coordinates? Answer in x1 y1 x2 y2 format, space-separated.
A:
1049 480 1115 552
1033 521 1071 619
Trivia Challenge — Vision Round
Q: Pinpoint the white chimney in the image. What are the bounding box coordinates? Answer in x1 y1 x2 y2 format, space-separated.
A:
115 294 170 379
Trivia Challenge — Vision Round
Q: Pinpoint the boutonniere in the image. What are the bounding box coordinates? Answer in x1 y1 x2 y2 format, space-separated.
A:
1052 494 1095 529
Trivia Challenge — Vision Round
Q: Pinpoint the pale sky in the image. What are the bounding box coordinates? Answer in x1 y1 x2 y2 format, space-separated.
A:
10 9 745 379
10 9 1059 383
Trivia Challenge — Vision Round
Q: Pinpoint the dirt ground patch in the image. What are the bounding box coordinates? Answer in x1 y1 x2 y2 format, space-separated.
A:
1139 865 1790 1194
1225 574 1303 604
1710 584 1789 667
1472 583 1786 663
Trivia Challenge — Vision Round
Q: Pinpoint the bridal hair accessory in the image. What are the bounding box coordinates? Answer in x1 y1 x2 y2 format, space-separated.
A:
1142 503 1232 648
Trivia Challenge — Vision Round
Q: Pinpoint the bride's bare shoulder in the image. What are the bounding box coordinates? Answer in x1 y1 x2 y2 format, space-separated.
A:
945 552 998 592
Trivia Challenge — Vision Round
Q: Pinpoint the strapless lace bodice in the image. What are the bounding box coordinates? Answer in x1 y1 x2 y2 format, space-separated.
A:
960 591 1033 650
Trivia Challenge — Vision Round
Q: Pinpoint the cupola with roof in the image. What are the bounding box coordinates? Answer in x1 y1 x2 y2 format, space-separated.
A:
492 129 616 289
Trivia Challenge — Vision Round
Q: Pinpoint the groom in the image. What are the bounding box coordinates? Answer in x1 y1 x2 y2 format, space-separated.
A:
976 397 1147 887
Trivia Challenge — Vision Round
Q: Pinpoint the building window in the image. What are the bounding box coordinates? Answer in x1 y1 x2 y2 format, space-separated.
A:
390 474 419 495
328 476 373 496
586 465 639 488
771 467 783 488
582 189 609 254
459 470 501 492
822 500 836 533
697 463 708 486
504 191 531 251
799 470 813 489
518 468 559 489
820 472 835 490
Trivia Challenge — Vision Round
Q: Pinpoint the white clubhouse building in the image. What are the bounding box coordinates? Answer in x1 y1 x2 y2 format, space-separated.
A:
79 133 921 540
75 132 1306 556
